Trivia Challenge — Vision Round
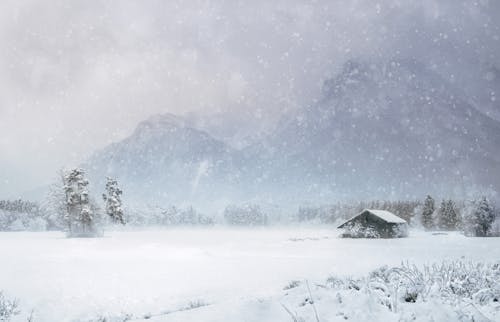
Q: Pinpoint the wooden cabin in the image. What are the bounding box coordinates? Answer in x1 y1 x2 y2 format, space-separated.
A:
337 209 408 238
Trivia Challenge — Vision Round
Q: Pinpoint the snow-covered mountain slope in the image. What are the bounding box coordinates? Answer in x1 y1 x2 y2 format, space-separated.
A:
254 59 500 199
85 59 500 206
85 113 240 206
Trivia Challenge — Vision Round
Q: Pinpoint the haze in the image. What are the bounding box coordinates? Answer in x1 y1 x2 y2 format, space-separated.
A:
0 0 499 198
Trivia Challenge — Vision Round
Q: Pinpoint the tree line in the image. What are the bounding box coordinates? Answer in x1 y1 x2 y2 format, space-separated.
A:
296 196 499 237
421 195 498 237
1 178 499 237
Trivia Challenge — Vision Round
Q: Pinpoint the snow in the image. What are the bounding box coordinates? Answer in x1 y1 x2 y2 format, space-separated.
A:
0 228 498 321
365 209 407 223
339 209 407 227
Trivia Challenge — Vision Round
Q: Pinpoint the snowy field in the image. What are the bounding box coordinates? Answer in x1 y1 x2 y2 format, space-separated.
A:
1 228 499 321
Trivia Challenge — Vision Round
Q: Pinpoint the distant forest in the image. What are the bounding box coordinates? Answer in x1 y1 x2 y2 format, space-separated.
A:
1 196 499 237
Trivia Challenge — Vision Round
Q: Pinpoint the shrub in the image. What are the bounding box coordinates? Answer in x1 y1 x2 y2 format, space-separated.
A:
0 292 19 321
224 204 267 226
350 261 500 306
341 222 380 238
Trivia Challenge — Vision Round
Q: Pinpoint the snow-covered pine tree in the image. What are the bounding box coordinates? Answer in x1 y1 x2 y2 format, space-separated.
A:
179 206 196 225
102 177 125 225
448 199 460 230
437 200 446 230
160 206 179 225
421 195 435 230
438 199 459 230
41 170 67 230
463 197 495 237
63 168 100 237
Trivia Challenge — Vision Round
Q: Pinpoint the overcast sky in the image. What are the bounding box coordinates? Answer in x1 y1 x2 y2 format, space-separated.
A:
0 0 499 198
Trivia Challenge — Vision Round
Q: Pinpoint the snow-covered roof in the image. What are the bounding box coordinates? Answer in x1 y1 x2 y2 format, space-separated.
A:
337 209 407 228
365 209 407 224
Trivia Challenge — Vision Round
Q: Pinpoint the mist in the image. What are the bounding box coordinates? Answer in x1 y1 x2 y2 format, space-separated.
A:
0 0 499 198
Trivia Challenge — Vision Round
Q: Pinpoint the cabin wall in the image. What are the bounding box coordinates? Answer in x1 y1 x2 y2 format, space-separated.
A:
390 223 409 238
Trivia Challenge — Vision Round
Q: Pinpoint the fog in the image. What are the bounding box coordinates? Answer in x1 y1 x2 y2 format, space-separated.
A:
0 0 499 198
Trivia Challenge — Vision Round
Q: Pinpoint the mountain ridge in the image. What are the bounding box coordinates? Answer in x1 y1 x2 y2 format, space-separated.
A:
85 58 500 208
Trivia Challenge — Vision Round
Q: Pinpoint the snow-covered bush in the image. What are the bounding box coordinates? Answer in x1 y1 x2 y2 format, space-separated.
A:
123 205 214 227
224 204 267 226
284 280 302 290
159 206 213 225
283 260 499 321
334 260 500 312
0 201 49 232
375 261 499 304
341 222 380 238
0 291 19 321
462 197 496 237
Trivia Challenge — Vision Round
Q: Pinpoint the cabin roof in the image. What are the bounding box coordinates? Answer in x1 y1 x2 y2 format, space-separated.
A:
337 209 407 228
366 209 407 224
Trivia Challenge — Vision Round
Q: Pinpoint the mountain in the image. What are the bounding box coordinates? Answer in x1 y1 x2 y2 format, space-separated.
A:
85 113 241 208
85 59 500 207
253 59 500 199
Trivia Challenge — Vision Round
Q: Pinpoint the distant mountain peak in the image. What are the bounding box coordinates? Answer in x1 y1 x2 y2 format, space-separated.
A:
133 113 187 135
322 58 434 98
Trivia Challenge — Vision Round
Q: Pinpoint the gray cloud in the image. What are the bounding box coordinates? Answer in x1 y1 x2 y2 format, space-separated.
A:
0 0 499 197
